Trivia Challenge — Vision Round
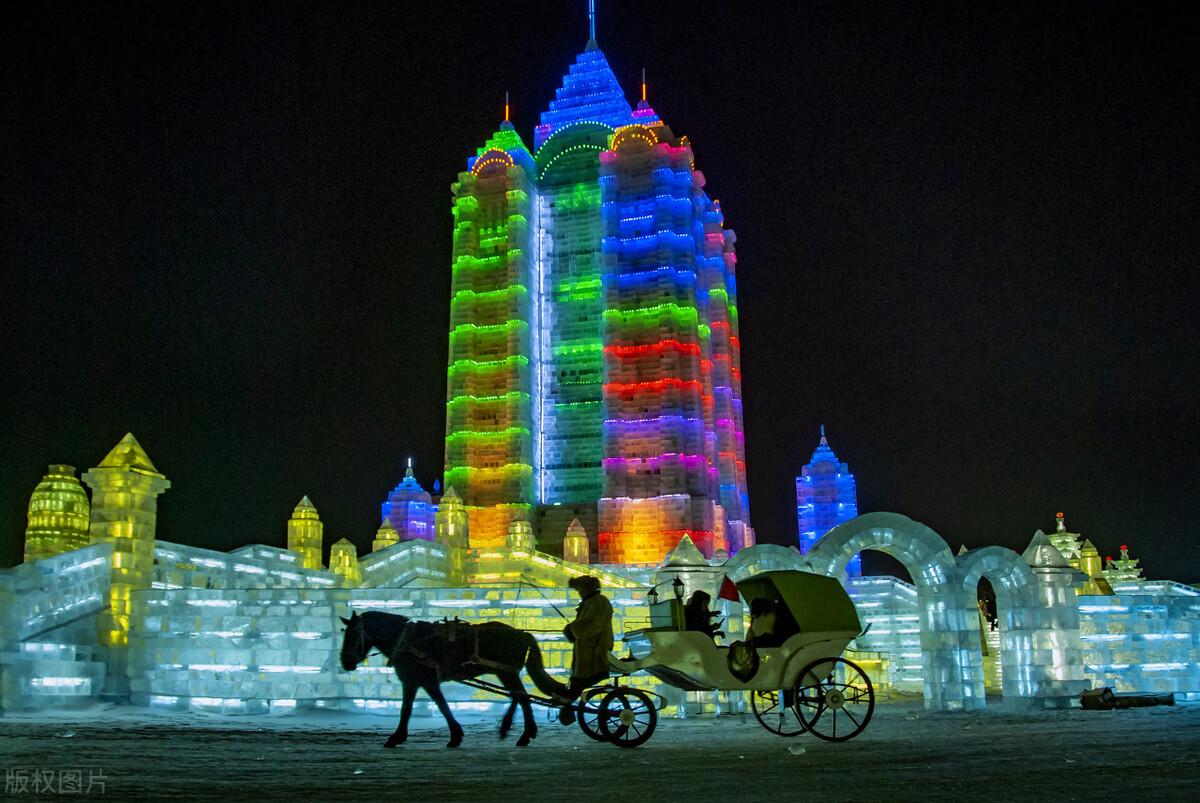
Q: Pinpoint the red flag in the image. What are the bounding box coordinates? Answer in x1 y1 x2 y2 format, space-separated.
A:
718 575 740 603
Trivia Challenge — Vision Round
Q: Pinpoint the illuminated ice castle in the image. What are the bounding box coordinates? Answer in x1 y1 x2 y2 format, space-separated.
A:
444 33 751 565
2 20 1198 718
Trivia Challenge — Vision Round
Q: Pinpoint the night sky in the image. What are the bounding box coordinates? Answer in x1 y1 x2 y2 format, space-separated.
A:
2 2 1197 582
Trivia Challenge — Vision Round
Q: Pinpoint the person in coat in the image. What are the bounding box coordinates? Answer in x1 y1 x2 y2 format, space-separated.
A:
558 574 613 725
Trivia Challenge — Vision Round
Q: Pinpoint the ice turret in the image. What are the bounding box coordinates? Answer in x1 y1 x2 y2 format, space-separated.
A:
84 433 170 651
563 518 590 565
381 458 435 542
287 496 324 570
329 538 361 587
23 464 91 562
372 519 399 553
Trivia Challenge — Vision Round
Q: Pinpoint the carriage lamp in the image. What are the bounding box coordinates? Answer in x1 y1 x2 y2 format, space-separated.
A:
672 577 685 601
647 587 659 605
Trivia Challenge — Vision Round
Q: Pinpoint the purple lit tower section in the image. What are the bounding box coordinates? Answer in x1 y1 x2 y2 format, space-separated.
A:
381 459 435 542
796 426 861 577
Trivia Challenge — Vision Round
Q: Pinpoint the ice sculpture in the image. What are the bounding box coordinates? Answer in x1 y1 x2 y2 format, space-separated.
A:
796 426 861 576
23 464 91 563
380 459 435 542
328 539 361 587
443 36 750 565
83 434 170 651
286 496 324 570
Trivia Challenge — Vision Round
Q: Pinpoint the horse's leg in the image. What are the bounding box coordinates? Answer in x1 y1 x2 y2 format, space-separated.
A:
385 675 417 748
423 674 464 748
499 695 519 740
499 671 537 747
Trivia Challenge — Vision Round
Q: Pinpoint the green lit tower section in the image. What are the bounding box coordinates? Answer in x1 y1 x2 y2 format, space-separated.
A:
445 120 536 547
533 43 634 509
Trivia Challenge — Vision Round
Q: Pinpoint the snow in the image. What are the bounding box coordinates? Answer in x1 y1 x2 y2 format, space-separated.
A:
2 703 1198 801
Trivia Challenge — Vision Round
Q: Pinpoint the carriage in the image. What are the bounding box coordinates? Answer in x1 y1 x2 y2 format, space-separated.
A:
341 569 874 750
559 569 876 748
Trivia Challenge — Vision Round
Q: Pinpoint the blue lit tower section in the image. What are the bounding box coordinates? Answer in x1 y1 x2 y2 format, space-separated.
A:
797 426 860 576
445 120 537 546
381 458 435 542
532 43 634 509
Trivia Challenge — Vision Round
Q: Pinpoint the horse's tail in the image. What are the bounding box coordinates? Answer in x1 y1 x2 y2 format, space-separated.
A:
523 633 569 700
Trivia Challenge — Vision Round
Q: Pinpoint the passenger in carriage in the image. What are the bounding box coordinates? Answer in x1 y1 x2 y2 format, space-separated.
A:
683 590 723 639
748 597 783 648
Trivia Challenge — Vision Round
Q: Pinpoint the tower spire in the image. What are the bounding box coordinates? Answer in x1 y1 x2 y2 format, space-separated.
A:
504 90 510 123
641 67 647 102
819 424 827 445
405 456 415 479
588 0 596 42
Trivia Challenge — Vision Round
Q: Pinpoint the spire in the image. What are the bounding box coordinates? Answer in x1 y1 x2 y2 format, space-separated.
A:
819 424 828 445
588 0 596 43
98 432 162 475
405 457 414 480
641 67 647 102
1056 512 1066 532
504 90 510 123
809 425 838 464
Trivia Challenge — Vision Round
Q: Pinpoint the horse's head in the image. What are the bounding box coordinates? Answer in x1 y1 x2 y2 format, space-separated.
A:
339 611 368 671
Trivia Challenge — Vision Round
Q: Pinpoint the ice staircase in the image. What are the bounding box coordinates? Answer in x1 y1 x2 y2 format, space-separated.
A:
0 543 113 710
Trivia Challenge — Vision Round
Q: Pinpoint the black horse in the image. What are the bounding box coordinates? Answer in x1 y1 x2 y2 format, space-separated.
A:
339 610 567 748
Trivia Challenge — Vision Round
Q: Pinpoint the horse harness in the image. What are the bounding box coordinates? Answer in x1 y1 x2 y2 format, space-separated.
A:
394 618 526 681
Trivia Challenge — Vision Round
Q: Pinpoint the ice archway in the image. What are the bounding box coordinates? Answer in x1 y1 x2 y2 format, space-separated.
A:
805 513 978 709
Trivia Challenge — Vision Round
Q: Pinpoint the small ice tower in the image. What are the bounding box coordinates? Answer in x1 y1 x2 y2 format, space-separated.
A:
563 517 591 565
23 464 91 562
83 433 171 649
1103 544 1144 584
372 519 400 553
435 486 469 584
329 538 361 587
287 496 324 570
506 519 535 552
381 458 435 542
796 426 861 576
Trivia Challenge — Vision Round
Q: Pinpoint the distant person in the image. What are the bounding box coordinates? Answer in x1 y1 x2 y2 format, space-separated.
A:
684 590 722 638
559 575 613 725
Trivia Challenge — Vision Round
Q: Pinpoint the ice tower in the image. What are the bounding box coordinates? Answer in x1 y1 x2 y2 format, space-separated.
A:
444 27 751 565
287 496 324 570
796 426 861 576
83 434 170 649
381 458 435 542
23 464 91 563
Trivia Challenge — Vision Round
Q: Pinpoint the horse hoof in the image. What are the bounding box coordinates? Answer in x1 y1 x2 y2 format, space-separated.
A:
384 739 403 749
516 736 531 747
447 740 462 749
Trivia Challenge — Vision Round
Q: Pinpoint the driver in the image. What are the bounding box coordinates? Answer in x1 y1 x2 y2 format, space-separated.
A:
558 574 614 725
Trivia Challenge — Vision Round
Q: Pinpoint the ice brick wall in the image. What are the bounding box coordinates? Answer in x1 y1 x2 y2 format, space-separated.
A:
153 542 339 591
128 585 660 715
1079 584 1200 697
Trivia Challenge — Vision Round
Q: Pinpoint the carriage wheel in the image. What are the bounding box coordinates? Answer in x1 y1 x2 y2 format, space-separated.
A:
598 688 657 748
749 689 807 737
576 686 612 742
792 657 874 742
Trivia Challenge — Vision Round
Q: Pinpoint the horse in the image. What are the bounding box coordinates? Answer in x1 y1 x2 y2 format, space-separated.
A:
339 610 568 748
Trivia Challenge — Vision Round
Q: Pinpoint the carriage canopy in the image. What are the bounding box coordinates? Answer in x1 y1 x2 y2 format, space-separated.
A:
734 570 861 635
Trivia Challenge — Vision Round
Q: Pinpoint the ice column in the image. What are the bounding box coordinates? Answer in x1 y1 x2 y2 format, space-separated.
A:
83 433 170 677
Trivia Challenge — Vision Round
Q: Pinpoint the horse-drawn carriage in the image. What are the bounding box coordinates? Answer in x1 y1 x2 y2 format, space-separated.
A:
340 569 874 749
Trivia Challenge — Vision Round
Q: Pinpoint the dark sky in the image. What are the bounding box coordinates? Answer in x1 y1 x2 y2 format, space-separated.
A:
2 1 1197 582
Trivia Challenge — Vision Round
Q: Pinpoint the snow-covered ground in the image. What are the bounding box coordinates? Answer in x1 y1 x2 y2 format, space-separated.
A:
2 702 1198 801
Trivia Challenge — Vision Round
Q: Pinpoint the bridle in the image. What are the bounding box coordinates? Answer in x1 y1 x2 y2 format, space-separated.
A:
344 617 372 668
